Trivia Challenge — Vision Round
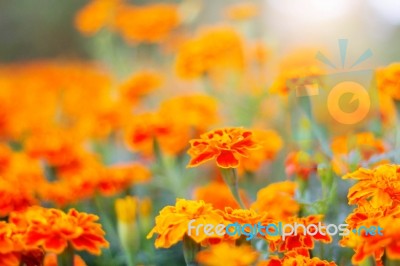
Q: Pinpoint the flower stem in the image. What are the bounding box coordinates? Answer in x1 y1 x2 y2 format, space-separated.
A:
183 235 200 266
220 168 246 209
57 244 74 266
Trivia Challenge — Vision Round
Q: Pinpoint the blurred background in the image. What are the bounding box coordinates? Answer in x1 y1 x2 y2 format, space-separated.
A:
1 0 400 64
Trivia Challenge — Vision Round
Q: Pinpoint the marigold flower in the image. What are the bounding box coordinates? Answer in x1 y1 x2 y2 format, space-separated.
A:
251 181 299 220
267 215 332 252
269 48 325 96
114 4 180 43
176 26 245 79
159 95 218 132
119 70 162 104
75 0 122 35
225 3 258 21
194 181 250 210
98 163 151 196
343 164 400 208
197 242 259 266
115 196 137 224
125 112 191 156
376 62 400 100
20 207 109 255
261 249 337 266
147 199 225 248
187 127 260 168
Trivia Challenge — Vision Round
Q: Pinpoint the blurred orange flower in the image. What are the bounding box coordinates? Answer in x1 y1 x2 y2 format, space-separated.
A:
194 181 250 210
114 4 180 43
225 3 258 21
267 215 332 252
251 181 299 220
376 62 400 101
197 242 259 266
262 248 336 266
44 253 87 266
119 70 162 104
176 26 245 79
159 95 218 132
343 164 400 208
147 199 225 248
269 48 325 96
187 128 260 168
20 207 109 255
125 112 191 156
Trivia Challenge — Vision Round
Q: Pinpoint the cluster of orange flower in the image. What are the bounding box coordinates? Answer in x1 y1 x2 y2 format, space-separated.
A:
2 0 400 265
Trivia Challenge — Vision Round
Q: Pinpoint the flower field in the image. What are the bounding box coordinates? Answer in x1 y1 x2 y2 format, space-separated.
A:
1 1 400 265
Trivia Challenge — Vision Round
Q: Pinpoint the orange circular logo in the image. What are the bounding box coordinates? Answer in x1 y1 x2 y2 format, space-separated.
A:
327 81 370 125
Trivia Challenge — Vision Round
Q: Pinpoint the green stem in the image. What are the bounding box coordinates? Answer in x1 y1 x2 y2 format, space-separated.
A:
220 168 246 209
183 235 200 266
57 244 74 266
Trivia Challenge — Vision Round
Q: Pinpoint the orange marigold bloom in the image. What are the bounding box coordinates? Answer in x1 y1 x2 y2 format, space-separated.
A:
261 249 336 266
376 62 400 100
114 4 180 43
343 164 400 208
98 163 151 196
0 222 20 266
187 128 260 168
159 95 218 132
0 152 44 216
147 199 225 248
197 242 259 266
194 181 250 210
176 26 245 79
251 181 299 221
20 207 109 255
225 3 258 21
119 70 162 104
269 48 325 96
125 112 191 156
239 129 283 173
267 215 332 252
75 0 122 35
285 151 317 180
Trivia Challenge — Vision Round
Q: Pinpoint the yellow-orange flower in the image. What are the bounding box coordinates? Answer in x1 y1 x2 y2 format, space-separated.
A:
187 128 260 168
194 181 250 210
159 95 218 132
343 164 400 208
17 207 109 255
267 215 332 252
376 62 400 100
261 249 336 266
197 242 259 266
114 4 180 43
0 222 20 266
269 48 325 96
176 26 244 79
251 181 299 220
225 3 258 21
75 0 122 35
147 199 225 248
119 70 162 104
98 163 151 196
124 112 191 156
